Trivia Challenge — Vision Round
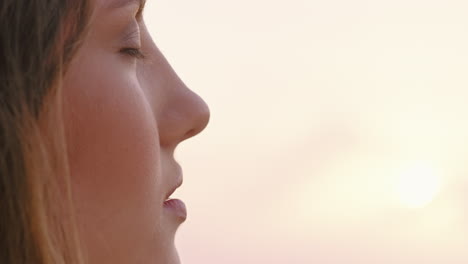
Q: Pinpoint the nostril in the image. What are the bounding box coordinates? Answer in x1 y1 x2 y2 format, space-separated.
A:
182 104 210 141
182 129 196 141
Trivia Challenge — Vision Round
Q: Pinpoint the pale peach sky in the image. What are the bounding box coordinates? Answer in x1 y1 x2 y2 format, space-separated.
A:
145 0 468 263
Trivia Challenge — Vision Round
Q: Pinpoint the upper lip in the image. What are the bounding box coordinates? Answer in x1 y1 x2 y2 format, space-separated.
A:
164 164 183 201
165 180 182 201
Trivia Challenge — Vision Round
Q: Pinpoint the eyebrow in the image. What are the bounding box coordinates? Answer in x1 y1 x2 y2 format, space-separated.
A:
107 0 147 16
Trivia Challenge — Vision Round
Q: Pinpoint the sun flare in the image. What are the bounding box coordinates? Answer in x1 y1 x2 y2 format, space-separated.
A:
395 162 442 208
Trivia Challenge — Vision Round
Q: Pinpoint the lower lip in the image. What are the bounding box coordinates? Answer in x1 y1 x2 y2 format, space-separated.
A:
163 199 187 220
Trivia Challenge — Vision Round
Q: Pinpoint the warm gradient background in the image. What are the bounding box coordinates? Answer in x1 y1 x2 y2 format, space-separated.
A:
145 0 468 263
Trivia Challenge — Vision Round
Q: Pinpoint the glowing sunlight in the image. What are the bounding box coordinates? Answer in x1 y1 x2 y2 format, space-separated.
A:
148 0 468 262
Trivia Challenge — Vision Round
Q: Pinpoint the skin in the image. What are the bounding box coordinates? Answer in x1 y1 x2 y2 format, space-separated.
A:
62 0 210 263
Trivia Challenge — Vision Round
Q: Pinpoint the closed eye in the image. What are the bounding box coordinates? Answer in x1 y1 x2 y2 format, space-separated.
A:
120 47 146 59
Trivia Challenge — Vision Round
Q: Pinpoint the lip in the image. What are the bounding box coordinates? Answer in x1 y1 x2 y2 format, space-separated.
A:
164 169 183 201
163 198 187 220
163 163 186 219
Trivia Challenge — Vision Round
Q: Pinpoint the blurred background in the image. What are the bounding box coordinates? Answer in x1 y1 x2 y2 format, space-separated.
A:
146 0 468 263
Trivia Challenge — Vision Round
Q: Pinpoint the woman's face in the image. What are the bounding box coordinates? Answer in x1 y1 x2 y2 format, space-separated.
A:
62 0 210 263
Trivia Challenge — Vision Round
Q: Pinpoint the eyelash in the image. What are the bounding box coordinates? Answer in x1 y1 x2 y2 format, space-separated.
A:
120 47 146 60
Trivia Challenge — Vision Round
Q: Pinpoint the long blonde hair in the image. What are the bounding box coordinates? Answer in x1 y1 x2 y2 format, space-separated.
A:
0 1 89 263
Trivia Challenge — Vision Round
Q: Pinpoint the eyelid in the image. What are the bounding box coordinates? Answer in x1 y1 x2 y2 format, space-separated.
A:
121 25 141 47
119 22 147 60
118 19 145 60
120 47 146 59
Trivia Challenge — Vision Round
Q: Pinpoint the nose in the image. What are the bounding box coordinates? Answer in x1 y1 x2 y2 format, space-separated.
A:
138 31 210 148
158 82 210 148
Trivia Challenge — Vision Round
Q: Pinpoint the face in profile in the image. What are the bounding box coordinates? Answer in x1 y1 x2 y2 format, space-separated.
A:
62 0 210 263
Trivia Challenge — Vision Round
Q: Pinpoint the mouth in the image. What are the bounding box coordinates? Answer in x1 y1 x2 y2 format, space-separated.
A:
163 167 187 220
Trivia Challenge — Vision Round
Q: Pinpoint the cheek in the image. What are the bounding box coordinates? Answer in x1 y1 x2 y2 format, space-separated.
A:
63 55 166 261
